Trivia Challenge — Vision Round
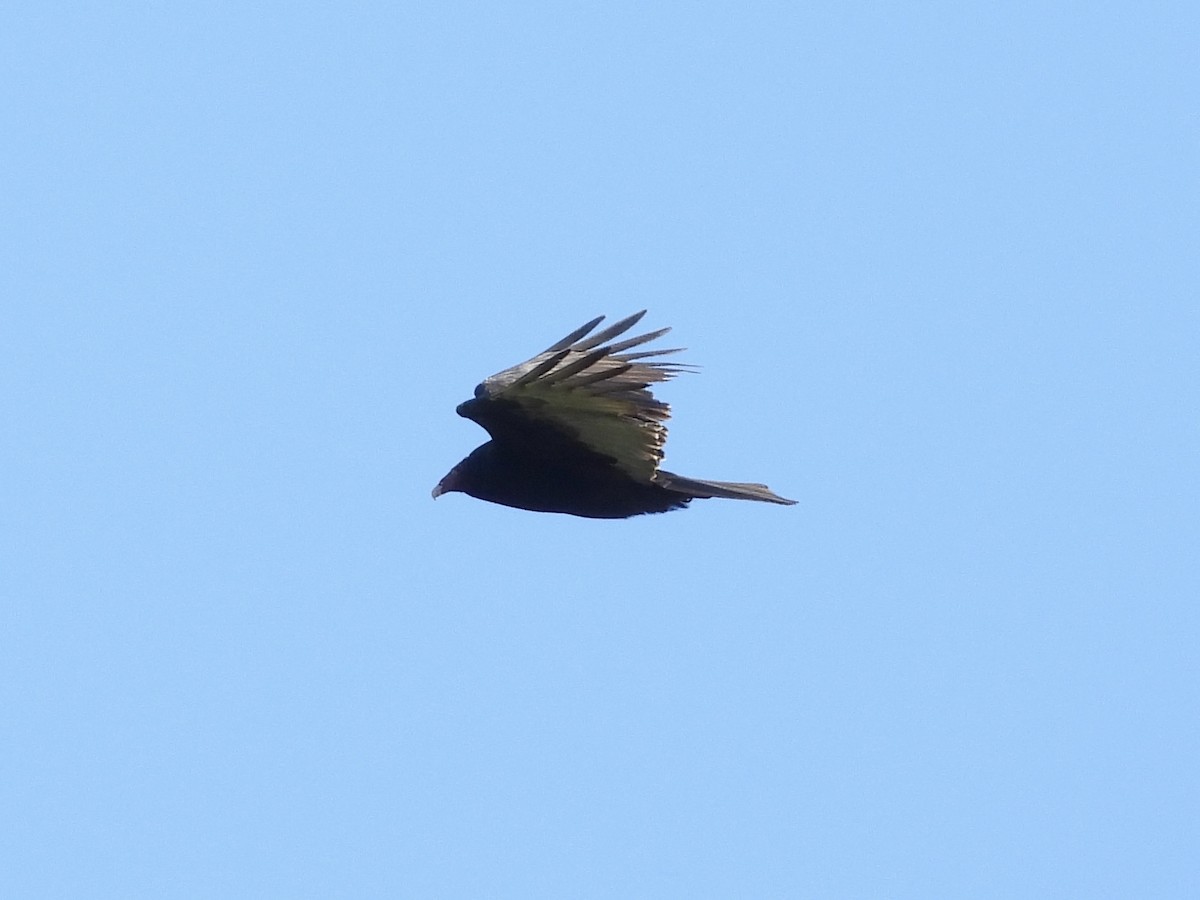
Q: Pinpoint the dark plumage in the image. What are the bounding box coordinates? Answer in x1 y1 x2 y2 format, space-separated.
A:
432 311 796 518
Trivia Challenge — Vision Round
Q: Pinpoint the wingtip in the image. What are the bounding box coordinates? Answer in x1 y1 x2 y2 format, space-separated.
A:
544 315 606 353
572 310 652 351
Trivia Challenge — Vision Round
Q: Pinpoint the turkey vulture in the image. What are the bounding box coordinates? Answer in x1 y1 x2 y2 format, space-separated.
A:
432 311 796 518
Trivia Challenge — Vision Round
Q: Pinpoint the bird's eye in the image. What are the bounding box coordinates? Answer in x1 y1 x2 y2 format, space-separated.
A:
474 385 487 399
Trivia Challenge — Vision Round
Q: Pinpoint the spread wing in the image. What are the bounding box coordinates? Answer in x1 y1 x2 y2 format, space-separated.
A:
457 311 696 481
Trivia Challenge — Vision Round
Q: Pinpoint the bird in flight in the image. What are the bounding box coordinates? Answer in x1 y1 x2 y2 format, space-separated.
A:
432 311 796 518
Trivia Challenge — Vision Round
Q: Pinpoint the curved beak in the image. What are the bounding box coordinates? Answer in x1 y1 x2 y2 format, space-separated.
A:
432 467 458 499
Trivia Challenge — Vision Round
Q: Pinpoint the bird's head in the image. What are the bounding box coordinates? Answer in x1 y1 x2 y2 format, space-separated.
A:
431 462 465 499
432 445 504 501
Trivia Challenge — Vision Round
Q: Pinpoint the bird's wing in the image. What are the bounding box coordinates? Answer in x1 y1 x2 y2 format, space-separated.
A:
459 311 695 481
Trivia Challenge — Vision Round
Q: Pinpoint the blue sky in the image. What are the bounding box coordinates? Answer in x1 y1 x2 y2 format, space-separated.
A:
4 2 1197 896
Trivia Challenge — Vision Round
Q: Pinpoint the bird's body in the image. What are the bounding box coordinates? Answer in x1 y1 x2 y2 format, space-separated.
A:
433 312 795 518
442 440 690 518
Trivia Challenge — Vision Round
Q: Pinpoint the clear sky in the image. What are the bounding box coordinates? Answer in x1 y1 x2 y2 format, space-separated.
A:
4 2 1197 897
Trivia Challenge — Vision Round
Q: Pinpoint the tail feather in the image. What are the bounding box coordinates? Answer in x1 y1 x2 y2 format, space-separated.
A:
657 470 796 506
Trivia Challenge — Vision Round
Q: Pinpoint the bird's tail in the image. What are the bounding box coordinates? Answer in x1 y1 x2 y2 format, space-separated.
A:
657 471 796 506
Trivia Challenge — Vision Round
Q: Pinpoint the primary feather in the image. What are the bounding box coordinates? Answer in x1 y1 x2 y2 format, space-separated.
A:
433 312 796 518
